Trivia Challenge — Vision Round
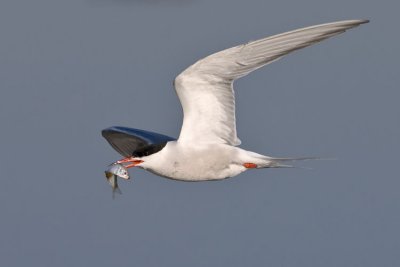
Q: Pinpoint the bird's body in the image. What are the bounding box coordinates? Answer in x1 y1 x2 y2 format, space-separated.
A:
139 142 243 181
103 19 368 181
137 142 274 181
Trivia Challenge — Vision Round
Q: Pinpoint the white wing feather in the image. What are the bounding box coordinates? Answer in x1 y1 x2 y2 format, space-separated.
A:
174 20 368 145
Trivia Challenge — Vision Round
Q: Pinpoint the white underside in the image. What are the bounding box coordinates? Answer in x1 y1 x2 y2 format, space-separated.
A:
137 141 274 181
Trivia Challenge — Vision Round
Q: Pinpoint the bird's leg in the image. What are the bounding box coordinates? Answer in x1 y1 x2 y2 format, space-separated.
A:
116 157 144 168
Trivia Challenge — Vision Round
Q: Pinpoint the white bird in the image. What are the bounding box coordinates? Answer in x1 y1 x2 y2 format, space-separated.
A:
102 19 368 181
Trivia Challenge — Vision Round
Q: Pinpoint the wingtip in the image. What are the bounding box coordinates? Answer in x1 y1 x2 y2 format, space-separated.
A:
340 19 370 26
326 19 369 28
359 19 370 24
335 19 369 30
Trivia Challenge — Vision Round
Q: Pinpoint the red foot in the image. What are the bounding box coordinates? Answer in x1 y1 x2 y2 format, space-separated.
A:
243 163 257 168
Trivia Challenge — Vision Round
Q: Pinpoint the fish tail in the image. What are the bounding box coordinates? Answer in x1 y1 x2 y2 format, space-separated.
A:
112 187 122 199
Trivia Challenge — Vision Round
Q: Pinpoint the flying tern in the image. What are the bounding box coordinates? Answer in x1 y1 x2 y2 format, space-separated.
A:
102 19 368 181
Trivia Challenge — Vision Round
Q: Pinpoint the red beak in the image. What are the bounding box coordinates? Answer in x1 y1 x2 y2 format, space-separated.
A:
116 157 144 168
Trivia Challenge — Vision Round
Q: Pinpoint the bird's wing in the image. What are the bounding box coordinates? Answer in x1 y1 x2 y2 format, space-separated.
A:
174 20 368 145
102 126 176 157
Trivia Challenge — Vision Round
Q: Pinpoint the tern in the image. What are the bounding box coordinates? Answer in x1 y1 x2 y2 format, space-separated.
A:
102 19 368 181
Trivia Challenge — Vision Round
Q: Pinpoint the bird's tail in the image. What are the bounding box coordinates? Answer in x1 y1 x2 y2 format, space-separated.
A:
266 156 331 169
241 150 331 169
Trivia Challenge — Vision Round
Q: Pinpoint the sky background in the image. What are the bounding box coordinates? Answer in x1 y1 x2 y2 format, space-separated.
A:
0 0 398 266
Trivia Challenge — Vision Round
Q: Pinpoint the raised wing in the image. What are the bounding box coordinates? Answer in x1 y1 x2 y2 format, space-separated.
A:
102 126 176 157
174 20 368 145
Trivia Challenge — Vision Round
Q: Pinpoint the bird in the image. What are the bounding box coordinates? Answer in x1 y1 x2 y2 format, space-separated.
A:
102 19 368 181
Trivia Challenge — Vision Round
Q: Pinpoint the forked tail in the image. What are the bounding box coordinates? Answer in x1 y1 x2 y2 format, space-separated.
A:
240 150 330 169
266 156 329 168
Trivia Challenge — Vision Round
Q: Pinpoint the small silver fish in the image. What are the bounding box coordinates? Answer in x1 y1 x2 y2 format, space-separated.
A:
106 163 130 180
104 163 130 198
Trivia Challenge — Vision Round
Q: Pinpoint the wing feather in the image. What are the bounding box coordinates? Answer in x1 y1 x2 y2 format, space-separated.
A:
174 20 368 145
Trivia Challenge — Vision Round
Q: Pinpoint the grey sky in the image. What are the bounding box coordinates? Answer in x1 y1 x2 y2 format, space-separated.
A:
0 0 398 266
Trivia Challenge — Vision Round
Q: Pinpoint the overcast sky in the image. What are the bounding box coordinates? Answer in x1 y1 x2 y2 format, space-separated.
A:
0 0 398 266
